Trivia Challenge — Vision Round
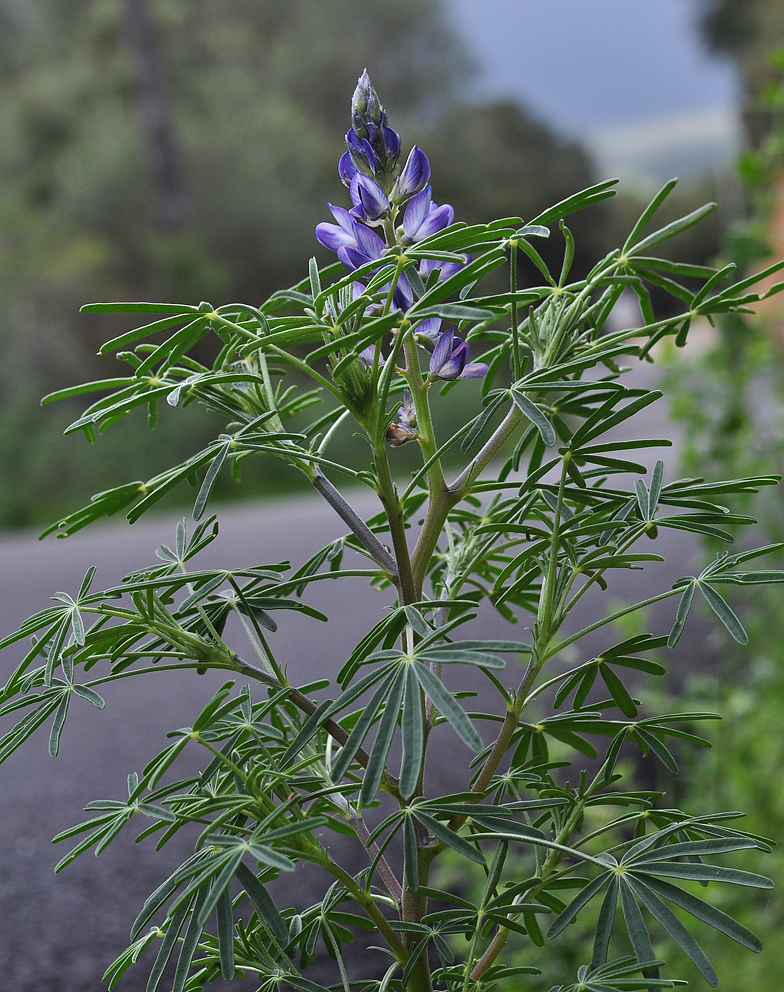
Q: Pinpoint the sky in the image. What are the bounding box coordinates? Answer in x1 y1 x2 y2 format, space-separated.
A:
442 0 740 183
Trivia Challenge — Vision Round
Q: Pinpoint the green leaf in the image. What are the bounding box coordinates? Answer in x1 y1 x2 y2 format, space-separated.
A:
517 224 551 239
404 813 420 891
196 848 245 926
628 202 716 256
628 876 717 986
530 179 619 227
48 696 70 757
668 581 695 648
414 662 482 752
235 862 287 943
591 877 619 969
400 665 424 799
621 179 679 254
548 872 611 937
216 885 235 980
72 684 106 709
619 878 656 970
413 303 494 322
172 885 209 992
418 648 506 669
81 302 199 314
361 671 405 805
146 896 192 992
330 673 395 783
600 664 638 718
634 727 678 774
699 583 748 644
412 809 485 864
637 861 772 888
193 438 232 521
511 390 556 446
640 874 762 951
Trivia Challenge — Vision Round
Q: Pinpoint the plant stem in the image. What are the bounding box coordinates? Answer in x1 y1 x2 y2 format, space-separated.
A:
348 806 403 906
374 442 417 605
312 467 398 578
510 239 521 380
320 855 408 961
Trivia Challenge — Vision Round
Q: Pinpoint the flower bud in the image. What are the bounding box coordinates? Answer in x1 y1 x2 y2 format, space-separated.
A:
352 70 383 136
385 422 417 446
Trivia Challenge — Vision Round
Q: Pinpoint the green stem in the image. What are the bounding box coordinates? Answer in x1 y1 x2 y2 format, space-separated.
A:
510 239 521 381
402 335 445 497
537 454 569 644
374 441 417 605
320 855 408 961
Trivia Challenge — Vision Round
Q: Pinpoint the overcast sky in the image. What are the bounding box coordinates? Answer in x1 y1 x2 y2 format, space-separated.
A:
443 0 738 136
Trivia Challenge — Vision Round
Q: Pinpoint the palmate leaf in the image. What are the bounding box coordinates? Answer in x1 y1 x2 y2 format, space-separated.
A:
550 828 770 987
558 956 680 992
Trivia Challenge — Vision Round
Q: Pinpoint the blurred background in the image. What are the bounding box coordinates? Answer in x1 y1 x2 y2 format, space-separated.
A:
0 0 778 527
1 0 784 988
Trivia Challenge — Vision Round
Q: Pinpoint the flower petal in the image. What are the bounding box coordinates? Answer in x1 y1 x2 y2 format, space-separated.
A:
403 186 432 240
355 174 389 219
338 151 357 186
430 327 455 375
354 223 386 260
415 317 442 343
411 203 454 242
316 222 357 253
458 362 488 380
396 146 431 199
328 203 356 235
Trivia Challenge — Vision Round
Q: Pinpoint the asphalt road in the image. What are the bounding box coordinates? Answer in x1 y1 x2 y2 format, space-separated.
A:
0 394 711 990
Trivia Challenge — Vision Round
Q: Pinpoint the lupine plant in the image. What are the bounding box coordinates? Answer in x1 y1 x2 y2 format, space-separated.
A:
2 71 784 992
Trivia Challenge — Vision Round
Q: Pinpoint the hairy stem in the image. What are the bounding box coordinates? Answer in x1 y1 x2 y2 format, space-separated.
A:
312 467 398 577
348 806 403 906
374 443 417 605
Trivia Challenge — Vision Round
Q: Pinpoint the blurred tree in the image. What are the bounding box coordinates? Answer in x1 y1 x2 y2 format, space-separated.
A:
420 100 601 283
0 0 601 527
699 0 784 145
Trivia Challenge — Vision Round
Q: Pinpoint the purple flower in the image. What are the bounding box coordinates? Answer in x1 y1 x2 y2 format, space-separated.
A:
394 146 431 200
330 223 409 307
315 204 361 254
338 151 357 187
359 344 384 368
351 173 389 221
336 222 386 271
402 186 454 243
428 328 487 381
413 317 443 346
419 255 468 283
